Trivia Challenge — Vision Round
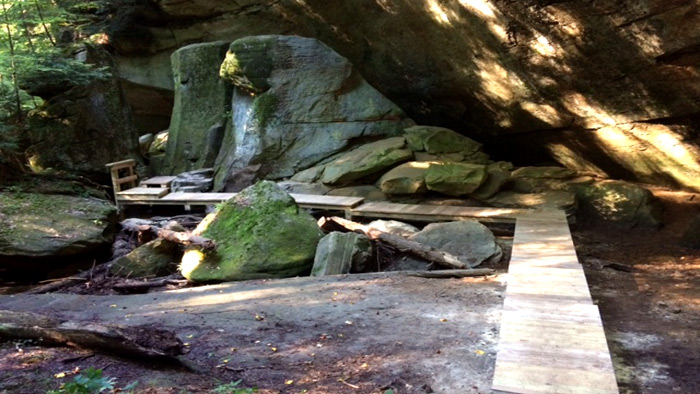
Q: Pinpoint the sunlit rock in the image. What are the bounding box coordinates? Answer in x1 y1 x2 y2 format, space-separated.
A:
180 181 322 282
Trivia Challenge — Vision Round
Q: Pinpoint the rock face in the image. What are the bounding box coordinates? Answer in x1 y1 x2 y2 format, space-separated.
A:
0 193 117 271
26 47 141 180
311 232 373 276
162 42 232 175
213 35 413 188
109 1 700 192
409 221 502 268
180 181 323 282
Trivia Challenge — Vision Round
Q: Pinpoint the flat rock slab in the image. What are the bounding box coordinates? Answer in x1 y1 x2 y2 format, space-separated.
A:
0 273 504 393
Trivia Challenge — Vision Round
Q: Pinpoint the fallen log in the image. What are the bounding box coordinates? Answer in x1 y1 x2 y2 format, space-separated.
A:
113 275 189 293
0 310 185 361
134 225 215 250
399 269 494 278
320 216 472 269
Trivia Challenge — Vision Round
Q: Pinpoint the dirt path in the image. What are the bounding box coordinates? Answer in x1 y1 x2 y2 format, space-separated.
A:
0 273 504 393
577 189 700 394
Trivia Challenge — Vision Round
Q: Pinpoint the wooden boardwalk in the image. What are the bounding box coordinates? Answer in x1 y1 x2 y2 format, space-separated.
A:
114 177 619 393
492 209 618 394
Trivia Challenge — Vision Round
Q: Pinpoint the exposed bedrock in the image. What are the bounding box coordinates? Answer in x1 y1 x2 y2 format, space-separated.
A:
107 0 700 191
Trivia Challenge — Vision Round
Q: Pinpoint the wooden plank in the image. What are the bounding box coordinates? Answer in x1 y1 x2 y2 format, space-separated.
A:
290 194 364 209
140 176 177 188
116 187 168 201
114 175 139 185
105 159 136 169
492 210 618 394
350 201 526 224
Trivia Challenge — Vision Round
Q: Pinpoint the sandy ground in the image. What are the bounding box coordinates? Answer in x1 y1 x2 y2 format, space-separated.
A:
0 273 504 393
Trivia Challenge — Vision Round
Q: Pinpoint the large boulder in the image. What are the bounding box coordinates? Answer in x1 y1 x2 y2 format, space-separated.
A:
111 2 700 193
569 180 662 227
425 162 487 196
180 181 323 282
319 137 413 185
311 232 373 276
405 126 482 156
110 239 181 278
162 42 232 175
486 191 578 217
680 214 700 249
378 161 431 195
26 47 141 180
409 221 502 268
213 35 413 188
0 193 117 272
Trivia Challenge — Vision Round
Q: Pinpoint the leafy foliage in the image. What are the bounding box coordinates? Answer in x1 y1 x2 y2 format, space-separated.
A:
0 0 110 161
47 367 138 394
47 367 116 394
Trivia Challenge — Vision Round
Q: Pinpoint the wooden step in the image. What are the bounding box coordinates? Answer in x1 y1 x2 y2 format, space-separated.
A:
140 176 177 188
116 187 168 201
350 201 526 224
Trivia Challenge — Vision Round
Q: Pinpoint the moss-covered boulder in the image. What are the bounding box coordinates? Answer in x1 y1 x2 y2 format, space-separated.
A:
486 191 578 216
320 137 413 185
110 239 181 278
378 161 432 195
569 180 662 227
511 166 576 179
425 162 487 196
405 125 483 156
180 181 323 282
213 35 413 187
162 42 232 175
0 193 117 272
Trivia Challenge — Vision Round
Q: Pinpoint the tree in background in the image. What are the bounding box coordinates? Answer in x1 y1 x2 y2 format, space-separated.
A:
0 0 109 168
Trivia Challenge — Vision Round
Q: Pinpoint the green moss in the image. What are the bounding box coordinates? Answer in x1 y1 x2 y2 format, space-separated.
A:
182 181 322 282
252 93 278 128
219 38 275 93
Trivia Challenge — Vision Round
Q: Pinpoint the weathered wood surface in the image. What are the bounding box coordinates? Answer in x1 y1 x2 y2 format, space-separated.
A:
350 201 526 224
117 190 365 211
116 187 169 200
140 176 177 188
492 209 618 394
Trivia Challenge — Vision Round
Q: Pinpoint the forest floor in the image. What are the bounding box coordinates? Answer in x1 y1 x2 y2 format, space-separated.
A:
0 188 698 394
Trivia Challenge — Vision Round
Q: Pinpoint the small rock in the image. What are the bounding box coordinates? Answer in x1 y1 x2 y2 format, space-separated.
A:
327 185 387 201
311 232 373 276
405 125 482 155
277 181 331 195
409 220 501 267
